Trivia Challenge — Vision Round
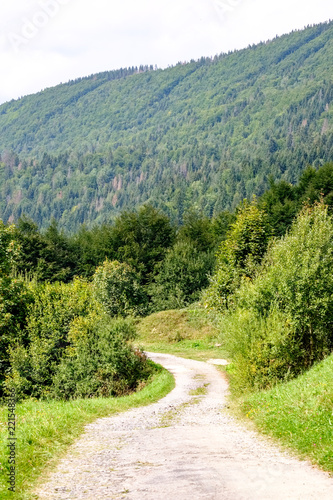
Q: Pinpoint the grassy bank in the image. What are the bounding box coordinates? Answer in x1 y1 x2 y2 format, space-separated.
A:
136 307 229 361
229 354 333 474
0 366 175 500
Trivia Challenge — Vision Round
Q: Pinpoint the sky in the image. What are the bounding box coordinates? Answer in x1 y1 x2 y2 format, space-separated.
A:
0 0 332 105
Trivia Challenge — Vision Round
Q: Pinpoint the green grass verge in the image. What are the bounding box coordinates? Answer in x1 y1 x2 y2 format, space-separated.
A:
230 354 333 474
0 366 175 500
136 306 229 361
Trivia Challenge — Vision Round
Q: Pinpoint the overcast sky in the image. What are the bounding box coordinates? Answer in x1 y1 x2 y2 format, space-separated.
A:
0 0 332 105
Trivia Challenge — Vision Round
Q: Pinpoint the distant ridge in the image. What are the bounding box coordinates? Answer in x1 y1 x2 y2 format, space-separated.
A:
0 20 332 230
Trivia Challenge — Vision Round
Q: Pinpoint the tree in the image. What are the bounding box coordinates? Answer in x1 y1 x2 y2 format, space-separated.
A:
93 260 147 317
39 219 77 282
14 216 47 278
211 210 236 243
259 177 297 237
177 209 215 252
14 217 78 282
0 221 32 393
205 199 272 310
70 223 115 278
111 205 175 285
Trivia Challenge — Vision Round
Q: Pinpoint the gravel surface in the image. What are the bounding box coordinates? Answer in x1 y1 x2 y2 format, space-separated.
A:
35 353 333 499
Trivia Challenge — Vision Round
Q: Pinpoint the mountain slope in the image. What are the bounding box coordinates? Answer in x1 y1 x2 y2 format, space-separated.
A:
0 21 332 230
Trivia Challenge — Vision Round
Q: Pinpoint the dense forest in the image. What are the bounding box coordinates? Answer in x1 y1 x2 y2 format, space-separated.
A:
0 21 332 231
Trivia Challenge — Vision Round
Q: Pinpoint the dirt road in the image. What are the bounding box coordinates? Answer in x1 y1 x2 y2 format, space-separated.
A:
36 353 333 499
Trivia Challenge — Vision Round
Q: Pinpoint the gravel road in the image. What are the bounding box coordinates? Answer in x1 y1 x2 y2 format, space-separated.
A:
35 352 333 499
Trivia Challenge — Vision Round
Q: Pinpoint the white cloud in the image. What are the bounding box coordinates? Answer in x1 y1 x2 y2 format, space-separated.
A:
0 0 332 104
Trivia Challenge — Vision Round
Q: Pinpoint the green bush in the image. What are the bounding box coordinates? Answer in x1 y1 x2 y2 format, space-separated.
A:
5 278 153 400
4 278 98 399
52 317 152 399
0 222 33 394
222 306 298 393
220 202 333 392
93 259 147 317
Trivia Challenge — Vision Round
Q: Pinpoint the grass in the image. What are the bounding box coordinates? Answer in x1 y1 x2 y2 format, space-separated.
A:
158 398 200 428
230 354 333 474
136 306 229 361
189 383 209 396
139 337 227 361
0 365 175 500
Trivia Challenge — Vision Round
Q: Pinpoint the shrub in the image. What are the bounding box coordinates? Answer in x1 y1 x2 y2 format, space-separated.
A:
220 202 333 392
5 279 153 400
4 278 99 399
0 222 32 395
51 317 152 399
93 259 147 317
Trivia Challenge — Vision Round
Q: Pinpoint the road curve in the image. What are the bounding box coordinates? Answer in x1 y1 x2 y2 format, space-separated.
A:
35 353 333 499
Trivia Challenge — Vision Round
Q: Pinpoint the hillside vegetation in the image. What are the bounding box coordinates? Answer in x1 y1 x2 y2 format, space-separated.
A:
0 21 333 229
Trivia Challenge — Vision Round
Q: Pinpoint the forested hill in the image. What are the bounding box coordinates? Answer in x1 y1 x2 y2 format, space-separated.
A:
0 21 333 231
